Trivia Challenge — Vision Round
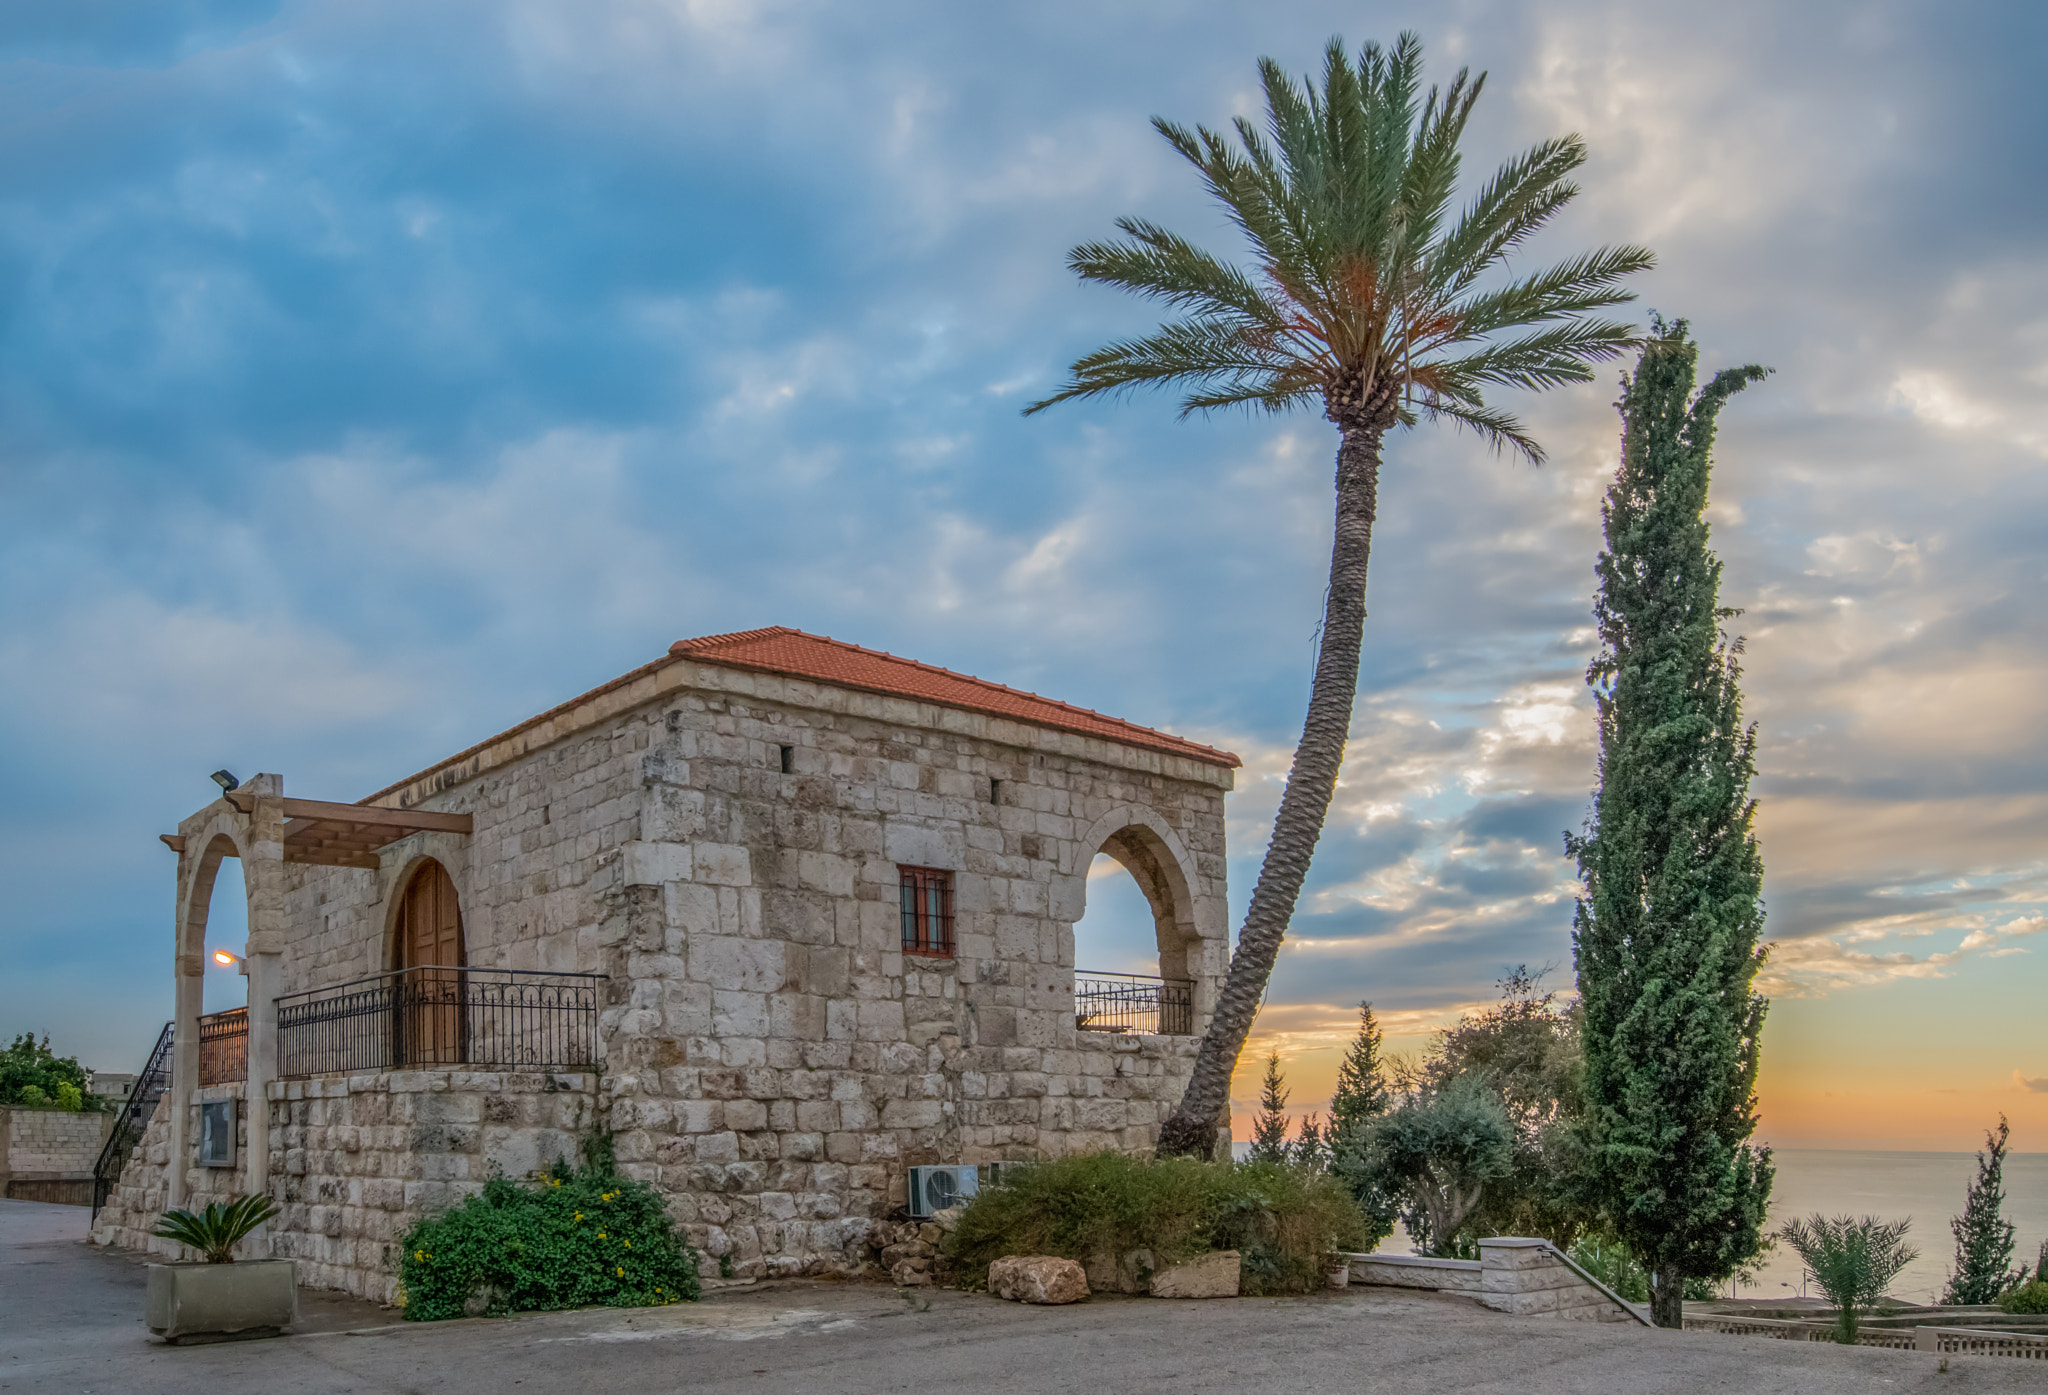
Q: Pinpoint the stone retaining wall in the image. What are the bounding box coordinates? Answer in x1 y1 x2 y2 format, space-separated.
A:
93 1070 598 1302
1 1105 113 1202
1346 1240 1646 1323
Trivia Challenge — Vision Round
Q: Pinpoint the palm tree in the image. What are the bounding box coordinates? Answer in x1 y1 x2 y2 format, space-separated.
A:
1026 34 1654 1156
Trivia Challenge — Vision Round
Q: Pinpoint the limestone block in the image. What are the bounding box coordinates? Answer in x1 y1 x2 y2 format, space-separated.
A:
989 1255 1089 1305
712 991 770 1037
1148 1250 1240 1299
621 841 693 887
695 844 753 886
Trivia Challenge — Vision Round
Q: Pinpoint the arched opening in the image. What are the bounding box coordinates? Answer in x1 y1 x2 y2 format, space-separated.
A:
201 858 249 1016
1070 823 1198 1035
180 832 255 1089
1071 856 1162 977
391 859 466 1065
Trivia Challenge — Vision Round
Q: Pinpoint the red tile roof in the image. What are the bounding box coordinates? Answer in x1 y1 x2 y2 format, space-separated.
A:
671 626 1240 768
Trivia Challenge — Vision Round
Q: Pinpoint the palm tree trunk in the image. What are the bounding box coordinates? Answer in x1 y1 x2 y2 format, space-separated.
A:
1155 419 1383 1157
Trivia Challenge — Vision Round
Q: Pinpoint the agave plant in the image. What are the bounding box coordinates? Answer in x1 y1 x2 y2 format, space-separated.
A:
152 1194 280 1264
1778 1214 1917 1344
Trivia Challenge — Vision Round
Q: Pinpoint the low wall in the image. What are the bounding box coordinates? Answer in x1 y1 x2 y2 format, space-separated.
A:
1 1105 114 1204
1349 1253 1483 1294
92 1070 598 1303
1346 1239 1647 1324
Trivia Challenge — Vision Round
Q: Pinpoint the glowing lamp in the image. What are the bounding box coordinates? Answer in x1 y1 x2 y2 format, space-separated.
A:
212 949 241 968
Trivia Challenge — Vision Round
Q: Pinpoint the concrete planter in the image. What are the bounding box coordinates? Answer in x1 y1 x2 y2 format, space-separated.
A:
145 1260 297 1344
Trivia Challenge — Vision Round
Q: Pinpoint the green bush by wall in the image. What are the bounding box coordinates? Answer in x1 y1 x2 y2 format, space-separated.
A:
2001 1279 2048 1315
942 1151 1368 1296
398 1161 700 1320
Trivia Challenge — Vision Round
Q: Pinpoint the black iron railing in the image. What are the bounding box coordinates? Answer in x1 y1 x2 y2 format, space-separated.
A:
275 967 607 1077
197 1007 248 1087
92 1020 173 1219
1075 971 1194 1036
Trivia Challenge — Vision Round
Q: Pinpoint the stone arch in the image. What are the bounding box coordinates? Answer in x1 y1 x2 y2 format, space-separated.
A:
379 851 469 973
174 813 256 973
1062 804 1207 992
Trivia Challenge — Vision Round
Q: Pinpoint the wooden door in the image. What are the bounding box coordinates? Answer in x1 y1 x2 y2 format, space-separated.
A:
395 861 465 1065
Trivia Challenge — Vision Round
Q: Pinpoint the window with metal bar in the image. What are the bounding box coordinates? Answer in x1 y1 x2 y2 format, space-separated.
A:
898 866 954 958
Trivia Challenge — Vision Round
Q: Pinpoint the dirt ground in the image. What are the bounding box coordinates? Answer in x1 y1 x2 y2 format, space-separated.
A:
3 1198 2036 1395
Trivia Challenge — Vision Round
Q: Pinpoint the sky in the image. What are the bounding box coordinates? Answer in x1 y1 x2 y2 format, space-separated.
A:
2 0 2044 1154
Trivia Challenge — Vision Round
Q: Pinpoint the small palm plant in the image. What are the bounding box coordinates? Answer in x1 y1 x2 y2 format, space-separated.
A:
1778 1214 1918 1344
153 1194 280 1264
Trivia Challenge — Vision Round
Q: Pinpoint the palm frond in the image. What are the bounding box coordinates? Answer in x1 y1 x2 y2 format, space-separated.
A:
1424 318 1641 395
1454 246 1658 338
1022 317 1310 417
1416 398 1545 464
1068 220 1288 327
1426 136 1588 298
152 1193 281 1263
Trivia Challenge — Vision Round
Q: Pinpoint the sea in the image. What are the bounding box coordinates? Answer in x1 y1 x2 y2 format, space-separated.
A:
1743 1149 2048 1304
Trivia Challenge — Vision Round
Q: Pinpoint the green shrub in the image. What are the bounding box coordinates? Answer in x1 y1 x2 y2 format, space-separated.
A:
941 1151 1369 1297
1210 1160 1371 1295
398 1162 699 1321
1568 1234 1649 1302
2001 1280 2048 1315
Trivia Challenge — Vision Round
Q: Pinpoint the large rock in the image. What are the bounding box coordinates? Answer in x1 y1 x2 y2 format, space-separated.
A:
989 1256 1090 1305
1149 1250 1240 1299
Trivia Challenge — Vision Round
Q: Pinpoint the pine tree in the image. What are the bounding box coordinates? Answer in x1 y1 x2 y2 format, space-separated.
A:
1327 1003 1398 1244
1248 1050 1293 1163
1291 1112 1330 1171
1569 319 1773 1328
1328 1003 1391 1142
1944 1115 2024 1304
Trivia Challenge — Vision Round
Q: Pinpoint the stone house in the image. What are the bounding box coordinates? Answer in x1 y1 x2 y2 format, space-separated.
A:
93 627 1239 1299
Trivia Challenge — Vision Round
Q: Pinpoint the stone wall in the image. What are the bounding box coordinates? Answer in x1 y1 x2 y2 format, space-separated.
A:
94 1071 598 1301
1 1105 113 1202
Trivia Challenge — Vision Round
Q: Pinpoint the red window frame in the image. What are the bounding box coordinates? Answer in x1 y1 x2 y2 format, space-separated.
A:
899 866 954 958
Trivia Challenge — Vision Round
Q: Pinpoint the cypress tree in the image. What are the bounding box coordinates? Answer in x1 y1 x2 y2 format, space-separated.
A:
1943 1115 2023 1304
1248 1050 1293 1163
1569 319 1773 1328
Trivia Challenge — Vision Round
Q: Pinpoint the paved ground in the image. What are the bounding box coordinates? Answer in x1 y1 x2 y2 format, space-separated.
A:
2 1198 2037 1394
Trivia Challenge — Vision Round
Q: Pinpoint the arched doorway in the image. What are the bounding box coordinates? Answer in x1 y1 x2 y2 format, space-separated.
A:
393 860 466 1065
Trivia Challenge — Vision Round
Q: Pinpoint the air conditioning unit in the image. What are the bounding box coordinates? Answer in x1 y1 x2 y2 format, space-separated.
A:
906 1164 980 1218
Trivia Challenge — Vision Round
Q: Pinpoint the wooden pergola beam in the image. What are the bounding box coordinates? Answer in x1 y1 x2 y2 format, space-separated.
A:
280 798 471 834
175 794 472 868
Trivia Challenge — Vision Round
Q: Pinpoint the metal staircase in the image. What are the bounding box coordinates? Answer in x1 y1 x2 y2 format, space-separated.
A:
90 1021 173 1221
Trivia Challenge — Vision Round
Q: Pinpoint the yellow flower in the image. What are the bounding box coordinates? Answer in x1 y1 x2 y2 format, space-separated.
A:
597 1231 606 1239
574 1212 583 1222
623 1239 631 1249
616 1266 625 1278
414 1250 425 1262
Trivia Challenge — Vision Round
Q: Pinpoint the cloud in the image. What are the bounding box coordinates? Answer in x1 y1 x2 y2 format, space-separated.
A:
2014 1071 2048 1095
4 0 2048 1121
